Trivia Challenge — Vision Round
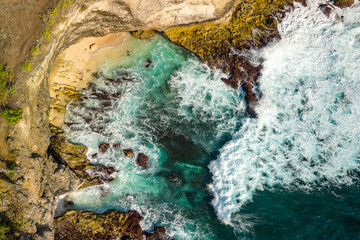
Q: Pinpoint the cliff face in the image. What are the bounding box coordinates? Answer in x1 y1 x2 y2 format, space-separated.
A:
0 0 237 239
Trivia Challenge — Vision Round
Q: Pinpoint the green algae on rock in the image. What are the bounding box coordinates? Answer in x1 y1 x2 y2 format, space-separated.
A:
54 210 144 240
54 209 173 240
164 0 294 66
49 125 116 188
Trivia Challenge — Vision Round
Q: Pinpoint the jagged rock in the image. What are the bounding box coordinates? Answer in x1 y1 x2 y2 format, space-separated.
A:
123 149 134 157
113 143 121 149
136 153 149 169
146 59 152 68
144 225 173 240
319 3 335 17
54 210 144 240
99 143 110 153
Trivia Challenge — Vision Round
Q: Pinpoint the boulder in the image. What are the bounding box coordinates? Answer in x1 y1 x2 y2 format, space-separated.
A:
136 153 149 169
99 143 110 153
123 149 134 157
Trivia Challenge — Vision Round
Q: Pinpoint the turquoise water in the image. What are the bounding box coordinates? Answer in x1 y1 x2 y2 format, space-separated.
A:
64 1 360 239
64 34 245 239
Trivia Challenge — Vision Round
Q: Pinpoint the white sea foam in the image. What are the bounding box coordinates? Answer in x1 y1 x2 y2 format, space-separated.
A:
210 1 360 225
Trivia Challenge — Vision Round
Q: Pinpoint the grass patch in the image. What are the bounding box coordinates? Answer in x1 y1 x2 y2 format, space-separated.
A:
22 62 32 72
0 65 10 101
7 85 15 96
30 46 39 57
2 109 23 124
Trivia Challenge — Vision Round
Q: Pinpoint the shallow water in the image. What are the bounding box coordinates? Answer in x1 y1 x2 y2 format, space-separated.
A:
64 1 360 239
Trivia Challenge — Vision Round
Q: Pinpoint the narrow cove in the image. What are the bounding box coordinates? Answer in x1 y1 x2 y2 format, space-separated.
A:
63 34 246 239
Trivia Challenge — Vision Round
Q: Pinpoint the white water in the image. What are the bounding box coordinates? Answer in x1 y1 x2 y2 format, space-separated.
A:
210 1 360 225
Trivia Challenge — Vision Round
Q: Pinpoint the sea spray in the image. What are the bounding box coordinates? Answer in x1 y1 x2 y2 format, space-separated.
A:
209 0 360 226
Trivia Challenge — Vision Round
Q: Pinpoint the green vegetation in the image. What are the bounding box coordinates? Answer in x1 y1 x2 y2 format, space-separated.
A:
0 65 11 101
42 27 52 41
7 84 15 96
2 109 23 124
0 222 13 240
164 0 293 64
9 151 18 158
6 161 18 171
22 62 32 72
30 45 39 57
40 0 73 42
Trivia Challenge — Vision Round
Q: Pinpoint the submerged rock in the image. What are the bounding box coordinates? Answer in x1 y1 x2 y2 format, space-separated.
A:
123 149 134 157
99 143 110 153
146 59 152 68
136 153 149 169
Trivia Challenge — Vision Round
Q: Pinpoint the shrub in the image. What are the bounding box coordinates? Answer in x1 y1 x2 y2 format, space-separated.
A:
42 27 52 41
30 46 39 56
22 62 31 72
0 223 12 240
7 84 15 96
2 109 23 124
0 65 10 101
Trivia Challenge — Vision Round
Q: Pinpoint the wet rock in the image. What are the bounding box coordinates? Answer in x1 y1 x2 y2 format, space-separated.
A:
319 3 334 17
113 143 121 149
165 173 183 186
146 59 152 68
185 191 196 201
86 164 117 183
99 143 110 153
136 153 149 169
91 153 97 159
123 149 134 157
144 225 173 240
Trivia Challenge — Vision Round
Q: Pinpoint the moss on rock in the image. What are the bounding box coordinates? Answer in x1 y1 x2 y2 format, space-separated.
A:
131 29 157 39
54 210 144 240
164 0 294 66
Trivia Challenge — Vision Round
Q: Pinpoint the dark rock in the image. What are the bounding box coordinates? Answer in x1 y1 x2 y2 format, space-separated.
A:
99 143 110 153
319 3 334 17
144 225 173 240
91 153 97 159
113 143 121 149
136 153 149 169
185 191 196 201
146 59 152 68
123 149 134 157
165 173 182 186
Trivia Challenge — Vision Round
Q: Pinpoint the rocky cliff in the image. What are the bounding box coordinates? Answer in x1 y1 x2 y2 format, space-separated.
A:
0 0 354 239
